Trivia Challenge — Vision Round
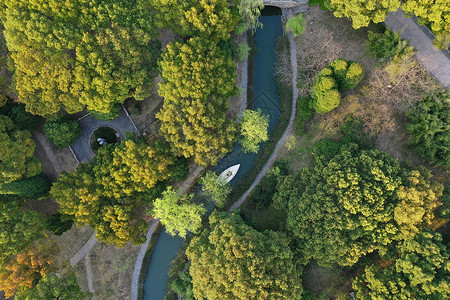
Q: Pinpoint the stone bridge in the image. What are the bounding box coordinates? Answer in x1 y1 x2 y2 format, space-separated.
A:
263 0 308 9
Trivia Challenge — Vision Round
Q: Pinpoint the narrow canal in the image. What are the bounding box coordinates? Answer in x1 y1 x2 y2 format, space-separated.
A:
143 8 283 299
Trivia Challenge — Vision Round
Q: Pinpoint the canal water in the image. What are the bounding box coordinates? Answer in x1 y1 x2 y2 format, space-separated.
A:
143 9 283 300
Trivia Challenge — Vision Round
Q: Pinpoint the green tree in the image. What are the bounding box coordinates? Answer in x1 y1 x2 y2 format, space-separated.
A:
199 170 231 208
44 117 81 148
353 231 449 299
310 75 341 113
169 271 194 300
151 187 205 238
402 0 450 49
0 115 40 184
2 0 160 116
240 109 269 153
186 212 303 299
406 92 449 170
286 13 306 36
329 0 401 29
367 27 415 64
237 42 251 61
0 195 45 261
157 37 238 166
274 144 443 266
107 139 176 196
88 103 121 121
15 272 90 300
311 59 364 113
236 0 264 33
150 0 238 40
51 139 173 247
0 103 41 130
0 173 51 199
44 213 74 236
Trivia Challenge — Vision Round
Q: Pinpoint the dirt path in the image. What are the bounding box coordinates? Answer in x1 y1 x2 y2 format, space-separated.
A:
228 9 299 213
31 130 78 181
84 255 96 298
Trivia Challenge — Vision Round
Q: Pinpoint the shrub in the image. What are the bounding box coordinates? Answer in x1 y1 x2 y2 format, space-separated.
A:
295 95 314 134
112 254 133 272
0 103 41 130
169 271 194 300
310 76 341 113
45 213 73 236
312 139 342 162
250 161 288 210
367 28 414 64
308 0 331 10
329 58 365 90
44 117 81 148
89 103 121 121
341 118 374 149
286 13 305 36
240 109 269 153
406 92 449 170
0 173 51 199
310 59 364 113
237 43 251 61
169 157 190 181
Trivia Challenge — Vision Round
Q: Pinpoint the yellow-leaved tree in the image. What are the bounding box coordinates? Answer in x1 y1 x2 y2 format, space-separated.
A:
157 37 238 166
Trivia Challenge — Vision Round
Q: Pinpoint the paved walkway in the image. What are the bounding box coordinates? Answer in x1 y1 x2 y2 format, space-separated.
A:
70 232 97 267
71 106 139 162
228 9 299 212
385 9 450 87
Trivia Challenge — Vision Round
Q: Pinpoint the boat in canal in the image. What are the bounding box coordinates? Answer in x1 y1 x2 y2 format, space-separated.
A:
217 164 240 185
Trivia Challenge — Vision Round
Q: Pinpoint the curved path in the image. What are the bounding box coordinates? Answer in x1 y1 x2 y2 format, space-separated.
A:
229 9 299 212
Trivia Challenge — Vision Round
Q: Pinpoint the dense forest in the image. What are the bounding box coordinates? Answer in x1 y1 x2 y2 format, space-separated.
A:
0 0 448 299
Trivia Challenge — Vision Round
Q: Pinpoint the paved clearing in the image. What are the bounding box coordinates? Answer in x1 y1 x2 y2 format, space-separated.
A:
71 106 139 162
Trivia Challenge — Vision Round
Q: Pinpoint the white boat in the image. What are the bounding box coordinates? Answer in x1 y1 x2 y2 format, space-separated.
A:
216 164 240 185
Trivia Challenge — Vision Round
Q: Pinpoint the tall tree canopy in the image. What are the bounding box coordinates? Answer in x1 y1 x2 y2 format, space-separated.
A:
406 92 449 170
353 231 449 299
15 272 90 300
0 241 58 298
199 170 231 208
51 139 175 246
151 187 205 238
0 195 45 260
157 37 238 166
149 0 239 40
1 0 160 116
186 213 303 299
329 0 401 29
273 143 443 266
239 109 269 153
0 115 40 184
